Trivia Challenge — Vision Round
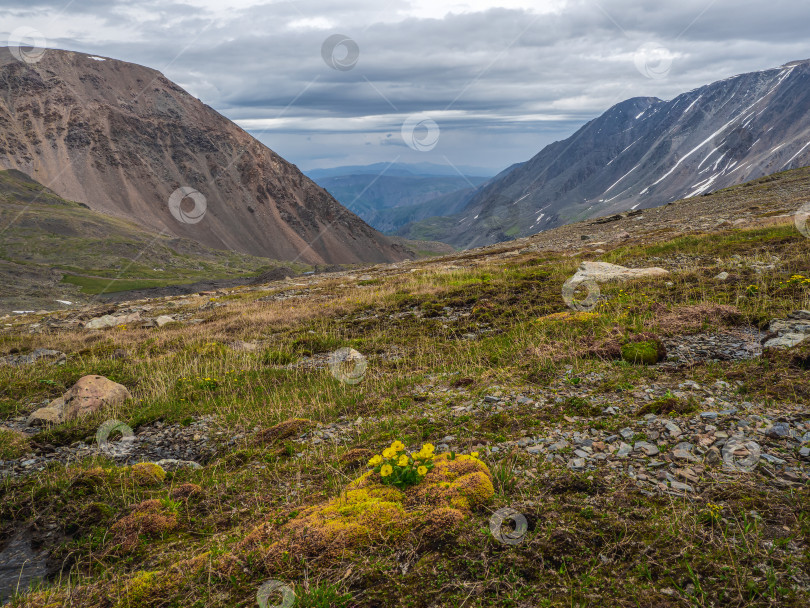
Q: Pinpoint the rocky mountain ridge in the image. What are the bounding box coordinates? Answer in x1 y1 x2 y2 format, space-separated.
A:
411 59 810 248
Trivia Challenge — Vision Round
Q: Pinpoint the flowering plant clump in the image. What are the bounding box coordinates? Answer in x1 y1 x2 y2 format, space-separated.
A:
783 274 810 287
368 441 437 489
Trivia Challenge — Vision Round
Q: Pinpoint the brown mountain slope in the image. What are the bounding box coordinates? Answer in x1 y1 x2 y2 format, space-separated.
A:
0 48 408 265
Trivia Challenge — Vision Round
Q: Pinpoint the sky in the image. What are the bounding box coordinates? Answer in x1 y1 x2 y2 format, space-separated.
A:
2 0 809 174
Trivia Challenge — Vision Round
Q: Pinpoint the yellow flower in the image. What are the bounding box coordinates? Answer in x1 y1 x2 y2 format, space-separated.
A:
397 455 409 467
380 464 393 477
422 443 435 454
368 455 382 466
382 447 397 459
417 466 427 476
471 452 479 458
390 440 405 452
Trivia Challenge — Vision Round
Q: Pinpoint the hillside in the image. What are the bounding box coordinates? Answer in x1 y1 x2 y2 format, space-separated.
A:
406 59 810 248
0 48 407 265
0 169 287 313
1 167 809 607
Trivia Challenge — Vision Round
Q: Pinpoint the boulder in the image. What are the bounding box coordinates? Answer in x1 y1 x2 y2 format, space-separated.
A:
572 261 669 283
27 375 131 426
84 312 141 329
763 310 810 349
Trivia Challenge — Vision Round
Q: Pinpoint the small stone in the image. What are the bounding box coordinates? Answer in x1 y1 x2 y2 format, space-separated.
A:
672 449 700 463
663 421 682 437
669 481 694 493
700 412 718 421
714 272 729 280
799 447 810 459
766 423 791 439
617 442 632 457
634 441 659 456
760 453 786 465
619 427 634 440
705 446 722 465
567 457 586 470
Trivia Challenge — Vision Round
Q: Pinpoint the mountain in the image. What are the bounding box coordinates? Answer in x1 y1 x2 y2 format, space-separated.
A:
0 48 407 265
307 163 491 234
410 59 810 248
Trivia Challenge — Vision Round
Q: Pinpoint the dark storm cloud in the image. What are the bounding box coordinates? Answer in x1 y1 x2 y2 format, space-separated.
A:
1 0 808 170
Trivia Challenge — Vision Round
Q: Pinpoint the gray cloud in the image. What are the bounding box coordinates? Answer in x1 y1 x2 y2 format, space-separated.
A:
2 0 808 171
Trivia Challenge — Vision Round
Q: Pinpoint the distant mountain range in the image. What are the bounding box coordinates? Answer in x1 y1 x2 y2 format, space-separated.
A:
0 48 408 265
307 163 492 234
306 162 493 180
400 59 810 248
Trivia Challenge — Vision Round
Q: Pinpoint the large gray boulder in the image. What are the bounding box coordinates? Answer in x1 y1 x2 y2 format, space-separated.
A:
572 261 669 283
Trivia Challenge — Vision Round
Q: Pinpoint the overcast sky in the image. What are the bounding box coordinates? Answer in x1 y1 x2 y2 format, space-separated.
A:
2 0 809 174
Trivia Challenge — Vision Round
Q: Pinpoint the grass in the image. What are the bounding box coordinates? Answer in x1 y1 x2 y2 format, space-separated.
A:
1 201 810 606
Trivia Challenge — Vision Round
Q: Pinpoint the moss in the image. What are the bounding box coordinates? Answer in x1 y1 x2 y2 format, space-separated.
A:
621 340 666 365
114 566 187 608
636 396 698 417
170 482 203 500
238 454 493 570
0 428 31 459
123 571 158 605
420 507 465 542
110 499 178 552
130 462 166 486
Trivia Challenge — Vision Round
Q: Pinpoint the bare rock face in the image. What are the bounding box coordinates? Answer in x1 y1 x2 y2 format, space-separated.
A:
0 48 407 265
572 261 669 283
27 375 131 426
